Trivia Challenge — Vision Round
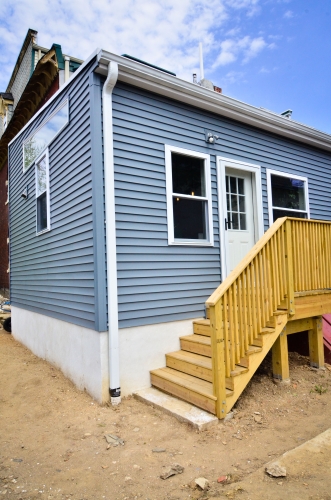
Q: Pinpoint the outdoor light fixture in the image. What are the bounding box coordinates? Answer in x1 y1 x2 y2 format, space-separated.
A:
21 187 28 199
205 131 220 144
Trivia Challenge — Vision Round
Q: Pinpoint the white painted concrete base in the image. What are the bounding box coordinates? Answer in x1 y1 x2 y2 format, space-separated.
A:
11 306 199 402
119 318 196 396
134 387 218 430
11 306 109 403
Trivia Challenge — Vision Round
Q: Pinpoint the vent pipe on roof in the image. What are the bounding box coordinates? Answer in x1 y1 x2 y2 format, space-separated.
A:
281 109 292 119
199 43 204 81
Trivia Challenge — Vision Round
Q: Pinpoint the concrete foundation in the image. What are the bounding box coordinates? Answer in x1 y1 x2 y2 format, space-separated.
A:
11 306 197 402
11 306 110 403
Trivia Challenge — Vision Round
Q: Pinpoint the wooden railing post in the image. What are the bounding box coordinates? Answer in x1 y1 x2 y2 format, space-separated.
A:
209 302 227 419
285 219 295 315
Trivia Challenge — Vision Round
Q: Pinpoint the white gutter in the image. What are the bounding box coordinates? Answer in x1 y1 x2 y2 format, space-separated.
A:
101 60 121 405
96 50 331 153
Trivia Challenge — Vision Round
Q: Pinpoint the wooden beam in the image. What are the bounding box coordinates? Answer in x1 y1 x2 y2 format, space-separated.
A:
272 328 290 381
308 316 324 369
291 293 331 320
286 317 313 334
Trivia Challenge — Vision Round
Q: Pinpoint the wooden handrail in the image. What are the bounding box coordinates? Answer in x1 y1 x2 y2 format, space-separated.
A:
207 216 331 418
206 217 287 307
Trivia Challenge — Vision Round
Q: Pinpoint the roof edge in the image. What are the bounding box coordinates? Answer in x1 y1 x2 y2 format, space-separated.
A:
8 48 100 148
96 50 331 153
6 29 38 93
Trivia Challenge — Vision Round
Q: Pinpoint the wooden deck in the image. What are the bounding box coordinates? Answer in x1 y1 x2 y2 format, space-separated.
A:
151 218 330 418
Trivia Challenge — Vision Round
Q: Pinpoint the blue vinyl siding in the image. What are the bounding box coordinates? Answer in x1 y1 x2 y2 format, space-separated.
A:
9 60 107 331
112 82 331 328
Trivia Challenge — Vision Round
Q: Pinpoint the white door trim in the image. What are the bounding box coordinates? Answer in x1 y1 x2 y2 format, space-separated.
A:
217 157 264 280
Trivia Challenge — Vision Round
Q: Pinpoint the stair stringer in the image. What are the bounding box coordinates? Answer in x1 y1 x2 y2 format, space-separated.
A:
224 312 288 413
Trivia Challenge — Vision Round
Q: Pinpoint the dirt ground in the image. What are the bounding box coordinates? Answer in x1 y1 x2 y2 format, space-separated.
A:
1 328 331 500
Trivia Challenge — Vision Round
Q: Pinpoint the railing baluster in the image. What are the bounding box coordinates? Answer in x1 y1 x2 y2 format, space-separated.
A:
242 269 249 352
250 262 258 339
278 229 284 300
262 246 268 327
233 281 240 363
223 292 230 378
266 242 273 318
255 256 262 333
285 219 295 315
326 224 331 286
237 276 245 359
273 234 281 306
302 221 307 291
246 266 253 345
228 285 235 372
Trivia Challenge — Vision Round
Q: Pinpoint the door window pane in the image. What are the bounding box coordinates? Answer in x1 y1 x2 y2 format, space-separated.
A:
226 175 247 231
172 153 205 197
173 198 206 239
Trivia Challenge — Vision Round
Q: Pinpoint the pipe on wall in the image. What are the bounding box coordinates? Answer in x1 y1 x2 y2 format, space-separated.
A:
101 60 121 405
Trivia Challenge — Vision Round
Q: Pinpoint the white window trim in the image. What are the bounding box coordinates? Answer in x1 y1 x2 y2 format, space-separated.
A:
266 168 310 226
35 148 51 235
165 144 214 246
23 99 69 173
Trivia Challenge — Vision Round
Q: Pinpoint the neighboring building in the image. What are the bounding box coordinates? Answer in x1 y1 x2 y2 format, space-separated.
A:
0 29 82 295
7 50 331 412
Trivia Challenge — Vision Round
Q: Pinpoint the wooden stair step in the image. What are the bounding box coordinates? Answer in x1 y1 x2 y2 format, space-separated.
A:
260 327 275 335
150 367 233 414
226 365 249 390
193 319 211 336
237 345 263 368
180 334 211 357
166 350 212 382
251 335 264 347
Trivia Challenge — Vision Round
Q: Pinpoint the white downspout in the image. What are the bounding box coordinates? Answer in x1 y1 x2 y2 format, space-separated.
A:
102 61 121 405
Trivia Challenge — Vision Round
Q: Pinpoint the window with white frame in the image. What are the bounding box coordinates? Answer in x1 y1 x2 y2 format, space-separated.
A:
267 169 309 224
23 100 68 172
35 150 50 234
165 145 213 245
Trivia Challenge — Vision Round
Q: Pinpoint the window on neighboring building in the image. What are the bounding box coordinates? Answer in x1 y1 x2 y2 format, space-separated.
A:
267 169 309 224
23 100 68 172
165 145 213 246
35 150 50 234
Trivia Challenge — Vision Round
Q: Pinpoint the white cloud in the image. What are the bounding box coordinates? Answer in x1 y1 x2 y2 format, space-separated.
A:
0 0 264 89
284 10 294 18
212 35 267 68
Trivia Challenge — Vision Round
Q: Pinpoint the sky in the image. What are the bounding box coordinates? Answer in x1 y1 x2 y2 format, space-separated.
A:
1 0 330 133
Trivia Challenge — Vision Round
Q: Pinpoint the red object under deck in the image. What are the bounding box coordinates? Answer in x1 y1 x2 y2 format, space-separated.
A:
322 314 331 364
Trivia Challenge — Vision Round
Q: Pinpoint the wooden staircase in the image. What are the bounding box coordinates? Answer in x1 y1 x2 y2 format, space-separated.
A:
151 311 287 416
150 217 331 418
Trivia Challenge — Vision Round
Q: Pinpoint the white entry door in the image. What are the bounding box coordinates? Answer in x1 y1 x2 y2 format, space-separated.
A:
218 159 264 279
225 168 255 274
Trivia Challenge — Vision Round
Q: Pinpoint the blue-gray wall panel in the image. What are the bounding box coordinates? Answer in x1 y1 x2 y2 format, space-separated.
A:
9 60 107 331
112 82 331 328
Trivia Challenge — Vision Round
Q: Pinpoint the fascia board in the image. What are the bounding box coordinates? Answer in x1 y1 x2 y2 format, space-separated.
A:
97 50 331 153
